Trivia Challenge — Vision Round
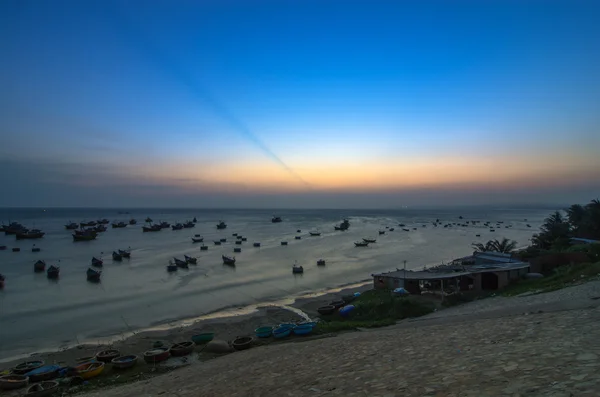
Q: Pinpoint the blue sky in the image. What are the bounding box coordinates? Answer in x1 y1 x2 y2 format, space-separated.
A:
0 0 598 207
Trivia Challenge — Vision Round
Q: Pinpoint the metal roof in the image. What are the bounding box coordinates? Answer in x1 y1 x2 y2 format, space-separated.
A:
372 269 473 280
571 237 599 244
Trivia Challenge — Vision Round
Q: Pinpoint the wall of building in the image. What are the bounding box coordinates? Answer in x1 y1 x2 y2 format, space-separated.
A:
529 253 588 274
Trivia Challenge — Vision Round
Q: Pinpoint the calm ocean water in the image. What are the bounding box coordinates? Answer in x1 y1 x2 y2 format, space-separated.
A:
0 207 551 359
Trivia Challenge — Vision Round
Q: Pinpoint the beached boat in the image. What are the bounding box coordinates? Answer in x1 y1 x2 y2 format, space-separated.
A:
172 223 183 230
64 222 78 230
183 221 195 228
25 365 60 382
191 332 214 345
184 255 197 264
16 229 45 240
272 325 293 339
91 256 103 267
253 242 261 247
111 355 138 370
216 221 227 229
129 219 137 225
271 216 282 223
73 233 97 242
46 265 59 279
143 347 170 363
191 237 204 243
309 231 321 236
86 267 101 282
317 259 326 266
0 375 28 390
118 248 131 258
232 336 253 351
34 260 46 273
354 241 369 247
292 263 304 274
317 305 336 315
173 257 188 268
112 251 123 261
200 245 208 251
293 324 313 336
12 360 44 375
169 341 195 356
75 362 104 379
330 300 345 309
363 238 376 243
96 349 120 363
25 380 58 396
145 217 153 223
111 221 127 228
222 255 236 265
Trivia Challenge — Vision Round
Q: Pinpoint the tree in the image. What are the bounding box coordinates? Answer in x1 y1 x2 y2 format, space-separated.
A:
532 211 571 249
472 238 517 253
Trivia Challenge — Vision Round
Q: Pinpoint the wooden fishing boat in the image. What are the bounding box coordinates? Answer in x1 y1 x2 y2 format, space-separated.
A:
403 228 410 232
184 255 197 264
183 221 195 228
13 360 44 375
295 236 301 240
142 225 162 232
34 260 46 272
191 237 204 243
234 240 242 245
216 221 227 229
271 216 282 223
192 217 197 223
389 227 395 231
399 223 405 227
158 221 170 229
111 221 127 228
173 258 188 268
255 326 274 338
0 274 4 289
169 341 194 356
475 234 481 237
317 259 326 266
86 267 101 282
129 219 137 225
354 241 369 247
94 225 106 232
118 249 131 258
272 325 292 339
236 235 243 240
145 217 153 223
64 222 78 230
112 251 123 261
363 238 376 243
0 245 6 250
233 247 242 253
31 244 41 252
46 265 59 279
296 229 301 233
309 231 321 236
143 347 170 363
171 223 183 230
281 241 288 245
74 228 98 236
293 324 313 336
75 361 104 379
72 233 97 242
330 300 345 309
232 336 253 351
317 305 336 315
80 221 97 227
200 245 208 251
253 242 261 247
96 349 120 363
213 240 221 245
220 238 227 242
98 219 110 225
191 332 214 345
111 355 138 369
91 257 103 267
25 380 58 396
292 264 304 274
166 262 178 272
378 230 385 235
12 247 20 252
0 375 28 390
222 255 236 265
24 365 60 382
241 237 247 241
16 230 45 240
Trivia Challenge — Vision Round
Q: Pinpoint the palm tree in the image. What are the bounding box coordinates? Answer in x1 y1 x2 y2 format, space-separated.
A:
472 238 517 253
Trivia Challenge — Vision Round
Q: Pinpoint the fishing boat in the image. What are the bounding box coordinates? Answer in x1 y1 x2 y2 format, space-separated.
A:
72 233 97 242
34 260 46 272
64 222 78 230
80 221 97 227
354 241 369 247
490 229 495 232
317 305 336 315
171 223 184 230
166 262 178 272
4 222 26 235
363 238 376 243
142 224 162 232
192 217 197 223
403 228 410 232
292 263 304 274
86 267 101 282
526 224 531 227
297 229 301 232
118 248 131 258
241 237 247 241
220 238 227 242
216 221 227 229
93 225 107 233
95 349 120 363
25 365 60 382
92 257 103 267
191 332 214 345
232 336 253 351
0 274 4 289
145 217 153 223
378 230 385 235
0 245 6 250
271 216 282 223
74 228 98 236
158 221 170 229
0 375 28 390
75 362 104 379
25 380 59 396
233 247 242 253
281 240 289 246
183 221 195 228
213 240 221 245
309 231 321 236
255 326 274 338
191 236 204 243
295 236 301 240
31 244 40 252
235 240 242 245
12 247 20 252
389 227 395 231
399 223 405 227
317 259 326 266
272 325 292 339
293 324 314 336
16 229 45 240
200 245 208 251
169 341 195 357
111 355 138 370
475 234 481 237
47 265 59 279
222 255 236 265
253 242 261 247
184 255 197 264
12 360 44 375
111 251 123 261
129 219 137 225
173 257 188 268
143 347 170 363
97 219 110 225
236 235 243 240
111 221 127 228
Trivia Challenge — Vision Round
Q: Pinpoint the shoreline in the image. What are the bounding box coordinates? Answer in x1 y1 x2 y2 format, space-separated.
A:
0 279 372 366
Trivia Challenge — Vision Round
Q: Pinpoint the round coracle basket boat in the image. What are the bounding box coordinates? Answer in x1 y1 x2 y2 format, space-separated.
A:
232 336 253 351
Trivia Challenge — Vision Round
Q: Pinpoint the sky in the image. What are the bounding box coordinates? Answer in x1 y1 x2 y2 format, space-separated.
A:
0 0 599 208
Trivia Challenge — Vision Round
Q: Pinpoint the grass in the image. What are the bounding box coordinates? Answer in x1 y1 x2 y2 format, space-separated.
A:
314 289 435 334
502 261 600 297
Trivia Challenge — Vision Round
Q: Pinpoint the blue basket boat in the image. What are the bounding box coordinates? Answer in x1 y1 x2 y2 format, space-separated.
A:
272 325 293 339
255 326 274 338
293 324 313 336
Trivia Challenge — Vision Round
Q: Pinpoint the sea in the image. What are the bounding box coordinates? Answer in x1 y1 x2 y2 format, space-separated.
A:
0 207 553 360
